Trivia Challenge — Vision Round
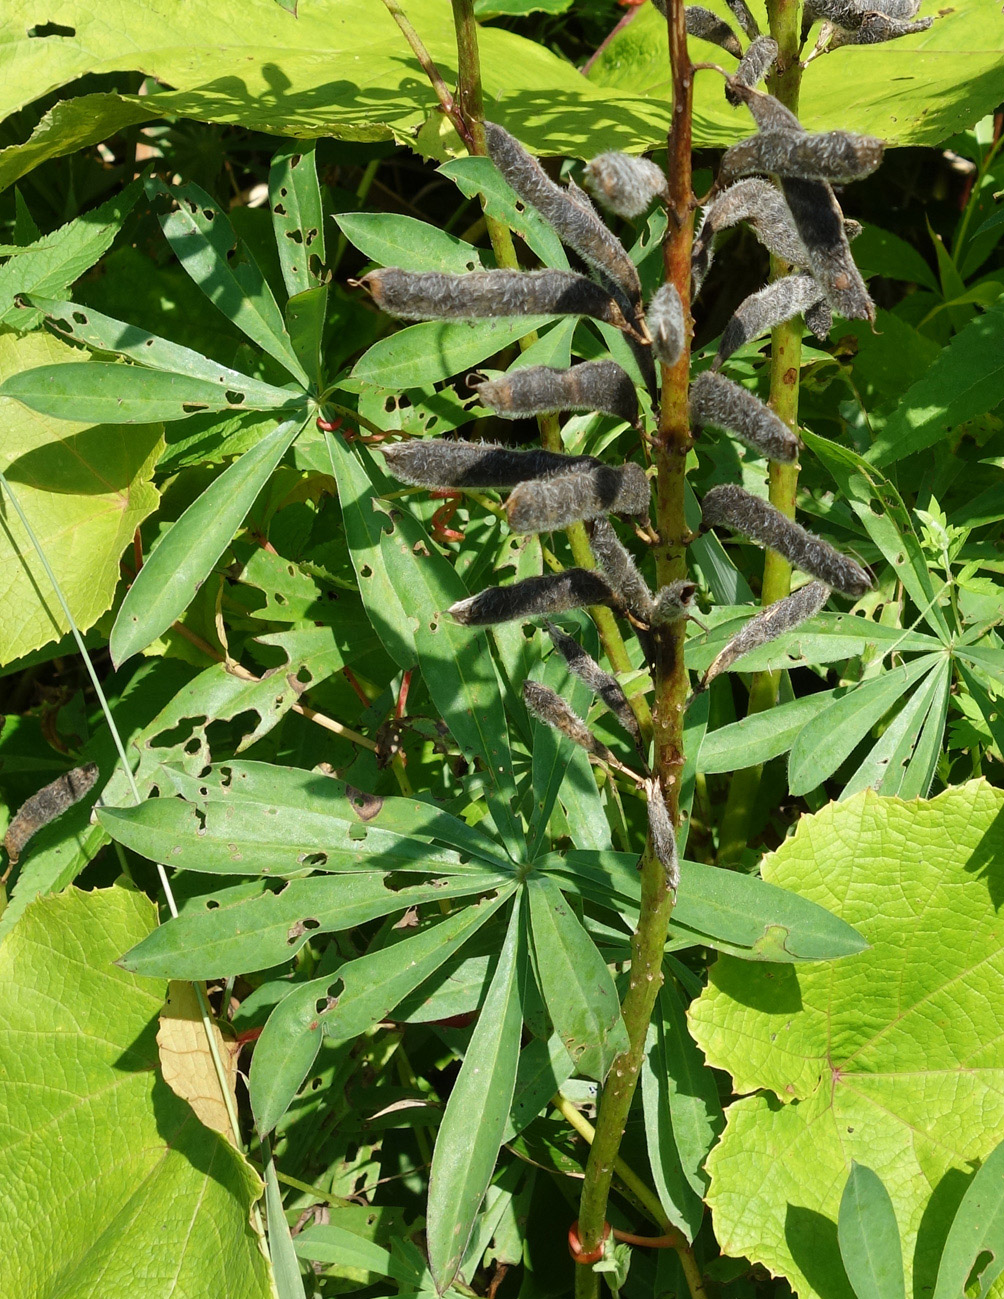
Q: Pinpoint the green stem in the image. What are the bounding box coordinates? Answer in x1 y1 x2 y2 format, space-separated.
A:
716 0 804 867
574 1 698 1295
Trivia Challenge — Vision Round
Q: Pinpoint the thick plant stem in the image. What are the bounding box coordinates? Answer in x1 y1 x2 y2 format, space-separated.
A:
574 2 696 1296
716 0 804 866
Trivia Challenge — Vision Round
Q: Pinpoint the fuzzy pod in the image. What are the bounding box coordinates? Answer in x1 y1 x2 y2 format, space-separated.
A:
506 462 651 533
650 580 700 626
803 0 921 34
697 581 830 692
3 762 99 864
724 0 761 38
648 283 686 367
822 13 933 49
726 83 803 133
588 519 655 621
725 37 779 107
805 297 833 340
678 4 744 58
780 177 874 321
692 181 808 295
358 267 635 335
701 484 873 596
523 680 613 762
544 621 642 746
714 273 825 367
381 439 598 490
448 569 614 626
471 361 639 427
689 370 801 463
720 129 885 186
584 153 668 219
484 122 643 313
646 776 680 892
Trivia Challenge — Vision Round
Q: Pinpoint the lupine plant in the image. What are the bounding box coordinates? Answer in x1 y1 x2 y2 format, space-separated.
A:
1 2 1004 1299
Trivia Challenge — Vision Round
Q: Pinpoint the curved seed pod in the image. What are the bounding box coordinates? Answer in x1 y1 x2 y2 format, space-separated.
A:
544 621 642 745
381 439 599 490
821 13 932 50
506 462 651 533
677 4 744 58
646 776 679 892
726 83 803 133
803 0 921 34
714 273 825 367
523 681 613 762
689 371 801 463
693 180 809 294
484 122 643 313
649 283 686 366
566 175 600 217
584 153 668 219
720 129 884 186
725 37 779 107
3 762 99 865
696 581 830 693
651 580 700 626
448 569 614 625
781 177 874 321
471 361 639 427
358 267 636 335
701 484 873 595
588 519 655 621
724 0 761 38
805 297 833 340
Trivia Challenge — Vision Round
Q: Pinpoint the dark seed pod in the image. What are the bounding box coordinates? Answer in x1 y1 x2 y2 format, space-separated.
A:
648 283 686 367
725 83 803 133
484 122 643 314
820 12 933 50
679 4 744 58
506 462 650 533
566 175 600 217
3 762 99 865
693 181 807 295
471 361 639 428
714 273 825 367
696 581 830 692
701 484 873 596
449 569 615 626
689 371 801 463
720 129 885 186
544 621 642 746
358 267 637 336
523 680 613 762
588 519 655 622
651 581 700 626
381 439 598 490
584 153 668 220
646 776 679 892
725 37 779 107
724 0 761 38
803 0 921 36
805 297 833 340
780 177 874 321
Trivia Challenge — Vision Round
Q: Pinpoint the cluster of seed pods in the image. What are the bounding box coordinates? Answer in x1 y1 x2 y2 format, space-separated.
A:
352 6 932 876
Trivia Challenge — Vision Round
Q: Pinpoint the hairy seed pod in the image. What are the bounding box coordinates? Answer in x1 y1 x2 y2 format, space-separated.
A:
584 153 668 219
646 776 679 892
726 83 803 133
545 621 642 746
381 439 598 490
358 267 635 335
701 484 873 596
714 274 825 367
724 0 761 38
471 361 639 427
566 175 600 217
821 12 932 50
676 4 744 58
523 681 613 762
484 122 643 313
805 297 833 340
725 37 779 106
3 762 99 865
781 177 874 321
720 129 885 186
651 580 700 626
506 462 650 533
697 581 830 692
648 283 686 366
588 519 655 621
449 569 614 626
689 371 801 463
803 0 921 35
693 181 807 295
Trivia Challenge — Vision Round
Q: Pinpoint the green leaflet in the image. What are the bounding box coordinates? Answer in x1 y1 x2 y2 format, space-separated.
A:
933 1137 1004 1299
351 315 556 390
269 143 325 298
264 1147 307 1299
838 1163 905 1299
335 212 486 274
439 157 569 268
699 691 840 775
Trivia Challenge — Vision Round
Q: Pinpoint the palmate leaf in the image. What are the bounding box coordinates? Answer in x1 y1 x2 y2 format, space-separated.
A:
690 782 1004 1299
249 888 513 1133
838 1163 905 1299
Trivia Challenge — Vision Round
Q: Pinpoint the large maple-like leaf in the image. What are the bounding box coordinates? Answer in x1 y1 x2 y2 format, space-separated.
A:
690 782 1004 1299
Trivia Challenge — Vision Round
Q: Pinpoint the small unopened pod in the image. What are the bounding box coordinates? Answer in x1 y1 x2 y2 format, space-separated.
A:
545 620 642 746
690 371 801 464
726 83 802 133
3 762 100 865
584 153 668 220
646 776 680 893
470 361 639 428
701 483 873 596
720 129 884 186
448 569 614 625
506 462 650 534
725 36 779 106
356 267 638 337
648 283 686 367
780 177 874 321
696 581 829 693
588 518 655 622
523 680 613 762
381 439 598 490
820 12 932 50
650 580 701 627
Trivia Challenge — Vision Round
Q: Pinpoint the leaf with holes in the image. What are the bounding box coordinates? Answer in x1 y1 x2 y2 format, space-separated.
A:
934 1136 1004 1299
269 143 325 299
336 213 486 275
